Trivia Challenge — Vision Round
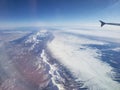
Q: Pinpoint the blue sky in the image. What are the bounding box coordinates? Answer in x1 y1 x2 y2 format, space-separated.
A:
0 0 120 27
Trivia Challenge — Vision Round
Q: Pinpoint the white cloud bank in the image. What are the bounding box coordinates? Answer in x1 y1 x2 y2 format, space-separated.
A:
47 28 120 90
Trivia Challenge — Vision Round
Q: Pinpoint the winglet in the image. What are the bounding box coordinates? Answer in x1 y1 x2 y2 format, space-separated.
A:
99 20 105 27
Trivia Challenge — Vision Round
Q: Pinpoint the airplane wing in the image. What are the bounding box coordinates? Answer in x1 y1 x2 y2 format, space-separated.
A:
99 20 120 27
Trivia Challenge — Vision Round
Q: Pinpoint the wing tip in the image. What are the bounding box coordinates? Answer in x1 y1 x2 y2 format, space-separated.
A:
99 20 105 27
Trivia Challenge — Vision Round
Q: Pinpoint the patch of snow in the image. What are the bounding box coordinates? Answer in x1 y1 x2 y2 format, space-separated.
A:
41 49 65 90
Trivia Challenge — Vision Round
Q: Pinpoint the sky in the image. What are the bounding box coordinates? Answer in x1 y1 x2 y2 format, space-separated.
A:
0 0 120 27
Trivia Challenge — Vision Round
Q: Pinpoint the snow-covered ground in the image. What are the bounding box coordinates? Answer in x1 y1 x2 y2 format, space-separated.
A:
0 27 120 90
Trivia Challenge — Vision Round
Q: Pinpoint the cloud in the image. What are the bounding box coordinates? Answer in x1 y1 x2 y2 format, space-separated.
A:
47 28 120 90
